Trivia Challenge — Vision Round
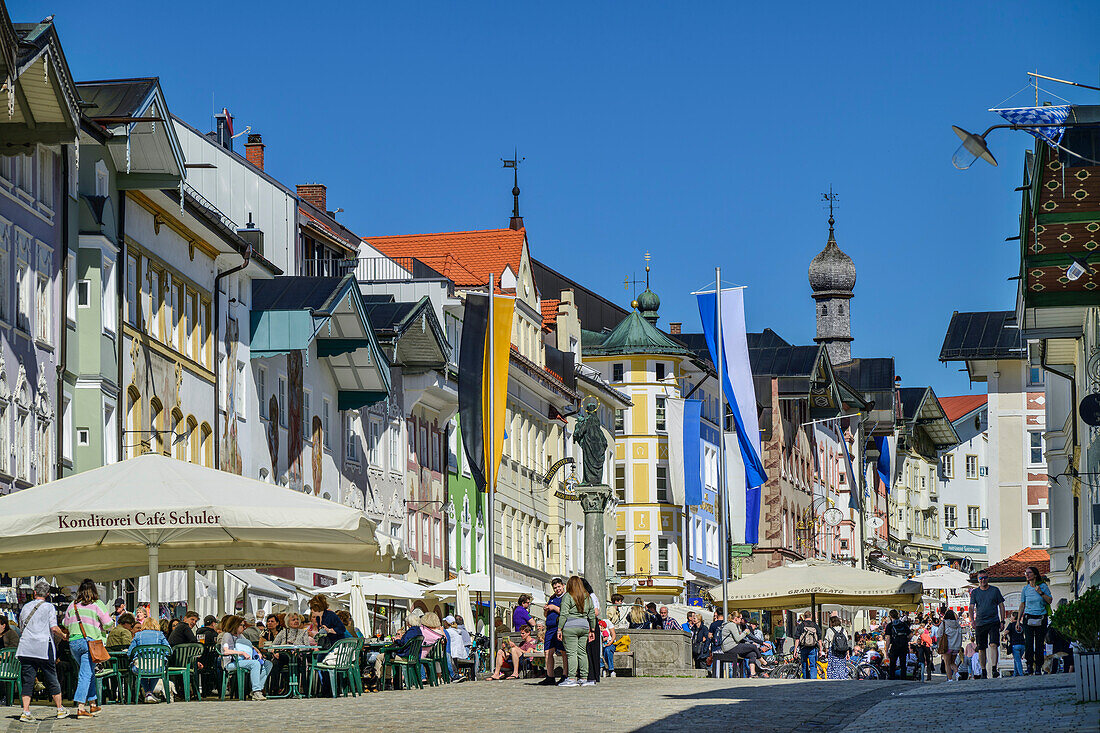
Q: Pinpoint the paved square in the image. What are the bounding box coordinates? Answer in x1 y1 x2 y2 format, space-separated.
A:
5 674 1096 732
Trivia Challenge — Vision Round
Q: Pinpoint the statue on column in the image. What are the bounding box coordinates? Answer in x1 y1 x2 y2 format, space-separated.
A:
573 397 608 486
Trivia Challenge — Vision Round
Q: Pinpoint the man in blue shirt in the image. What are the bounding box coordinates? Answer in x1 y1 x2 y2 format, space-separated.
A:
539 578 567 685
968 570 1006 679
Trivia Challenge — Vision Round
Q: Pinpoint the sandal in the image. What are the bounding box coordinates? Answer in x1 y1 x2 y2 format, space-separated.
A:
489 674 504 680
506 673 520 679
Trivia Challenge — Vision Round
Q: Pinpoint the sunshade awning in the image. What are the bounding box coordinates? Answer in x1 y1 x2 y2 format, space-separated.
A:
718 559 924 610
426 573 546 604
0 453 408 581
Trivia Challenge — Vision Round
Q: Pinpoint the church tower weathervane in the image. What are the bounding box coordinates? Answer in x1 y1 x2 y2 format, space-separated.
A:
808 187 856 364
502 150 524 230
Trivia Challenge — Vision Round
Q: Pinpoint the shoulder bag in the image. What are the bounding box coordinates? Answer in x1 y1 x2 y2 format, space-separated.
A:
76 605 110 663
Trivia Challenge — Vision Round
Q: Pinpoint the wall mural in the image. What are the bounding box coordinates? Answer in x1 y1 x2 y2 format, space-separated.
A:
220 316 242 475
266 395 279 481
287 350 303 492
312 415 323 496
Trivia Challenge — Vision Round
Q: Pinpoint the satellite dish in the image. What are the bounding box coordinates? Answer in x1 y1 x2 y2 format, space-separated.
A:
869 516 885 529
1080 393 1100 427
822 507 844 527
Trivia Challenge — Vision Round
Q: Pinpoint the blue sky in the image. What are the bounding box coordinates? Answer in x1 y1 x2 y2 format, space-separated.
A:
21 0 1100 397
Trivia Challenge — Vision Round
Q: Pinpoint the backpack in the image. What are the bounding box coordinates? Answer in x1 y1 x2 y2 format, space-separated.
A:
830 628 849 655
799 624 819 649
889 620 910 643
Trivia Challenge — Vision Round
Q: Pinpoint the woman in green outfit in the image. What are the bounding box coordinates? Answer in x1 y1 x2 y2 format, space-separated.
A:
555 576 596 687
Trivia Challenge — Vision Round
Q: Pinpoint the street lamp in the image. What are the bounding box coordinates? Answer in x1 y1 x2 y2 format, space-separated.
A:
951 121 1100 170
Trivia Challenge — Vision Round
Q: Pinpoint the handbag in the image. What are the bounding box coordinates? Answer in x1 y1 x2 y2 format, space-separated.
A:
75 606 110 663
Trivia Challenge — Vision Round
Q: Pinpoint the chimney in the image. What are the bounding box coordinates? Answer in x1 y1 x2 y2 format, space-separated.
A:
297 184 327 211
214 109 234 151
244 133 265 170
669 322 682 335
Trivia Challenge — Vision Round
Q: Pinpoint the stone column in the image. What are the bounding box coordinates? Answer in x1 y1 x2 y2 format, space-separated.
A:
578 484 613 605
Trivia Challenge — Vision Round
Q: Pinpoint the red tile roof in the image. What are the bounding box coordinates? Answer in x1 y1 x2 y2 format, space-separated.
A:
974 547 1049 582
939 394 986 423
363 228 526 289
541 298 560 331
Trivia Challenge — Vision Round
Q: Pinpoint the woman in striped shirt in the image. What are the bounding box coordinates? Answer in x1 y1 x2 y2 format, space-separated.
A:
63 579 113 719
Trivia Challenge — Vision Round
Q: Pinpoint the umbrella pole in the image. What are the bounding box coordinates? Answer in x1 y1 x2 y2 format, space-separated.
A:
147 544 159 619
216 565 226 616
186 561 196 610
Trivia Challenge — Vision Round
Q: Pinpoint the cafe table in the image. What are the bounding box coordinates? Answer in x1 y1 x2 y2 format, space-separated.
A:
265 645 315 699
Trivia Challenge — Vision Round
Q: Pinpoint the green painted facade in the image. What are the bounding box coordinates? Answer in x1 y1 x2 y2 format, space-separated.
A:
63 140 122 477
447 414 485 577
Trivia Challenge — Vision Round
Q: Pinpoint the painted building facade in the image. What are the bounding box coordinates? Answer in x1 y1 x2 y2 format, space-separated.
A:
0 12 79 494
937 395 990 571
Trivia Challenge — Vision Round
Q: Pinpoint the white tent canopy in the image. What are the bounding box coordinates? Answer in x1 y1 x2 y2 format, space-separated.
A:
911 566 972 591
138 570 216 604
427 573 546 604
718 559 924 611
0 454 408 610
322 574 427 601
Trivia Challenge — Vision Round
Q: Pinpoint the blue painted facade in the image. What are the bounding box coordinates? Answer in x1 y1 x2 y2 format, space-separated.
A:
686 392 722 598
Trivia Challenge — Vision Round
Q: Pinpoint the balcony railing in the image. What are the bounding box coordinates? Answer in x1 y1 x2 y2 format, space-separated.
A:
299 256 447 282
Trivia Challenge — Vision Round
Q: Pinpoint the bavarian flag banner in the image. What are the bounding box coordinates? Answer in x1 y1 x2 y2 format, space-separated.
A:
458 291 515 491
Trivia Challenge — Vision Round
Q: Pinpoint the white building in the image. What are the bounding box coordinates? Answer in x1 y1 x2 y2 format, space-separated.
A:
937 395 990 571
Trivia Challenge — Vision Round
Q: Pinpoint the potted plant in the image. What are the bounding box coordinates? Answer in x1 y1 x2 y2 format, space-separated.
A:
1051 585 1100 702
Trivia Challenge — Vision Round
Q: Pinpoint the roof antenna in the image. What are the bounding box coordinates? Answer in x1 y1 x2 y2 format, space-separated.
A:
502 149 525 230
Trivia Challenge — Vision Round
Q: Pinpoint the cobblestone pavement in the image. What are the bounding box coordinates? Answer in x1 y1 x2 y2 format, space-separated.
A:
4 674 1096 732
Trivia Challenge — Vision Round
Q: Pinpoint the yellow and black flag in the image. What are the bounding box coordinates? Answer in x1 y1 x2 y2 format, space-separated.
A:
458 291 515 491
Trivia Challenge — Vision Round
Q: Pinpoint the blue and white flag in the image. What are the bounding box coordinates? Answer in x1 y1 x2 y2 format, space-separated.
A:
696 287 767 544
875 435 892 493
666 398 703 507
841 423 859 511
991 105 1071 146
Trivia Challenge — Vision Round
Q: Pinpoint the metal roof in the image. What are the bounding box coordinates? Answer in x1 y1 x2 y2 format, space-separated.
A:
531 259 629 335
252 276 345 312
747 329 790 349
939 311 1024 362
582 310 692 357
76 78 157 118
748 345 821 378
833 358 895 393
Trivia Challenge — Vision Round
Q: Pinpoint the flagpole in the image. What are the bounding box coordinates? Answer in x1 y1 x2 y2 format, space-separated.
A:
715 267 729 622
487 273 497 660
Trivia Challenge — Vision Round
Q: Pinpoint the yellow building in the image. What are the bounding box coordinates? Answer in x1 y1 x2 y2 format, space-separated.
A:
582 285 696 602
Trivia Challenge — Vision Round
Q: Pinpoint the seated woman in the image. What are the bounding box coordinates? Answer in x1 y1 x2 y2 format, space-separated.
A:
219 615 272 702
268 613 309 694
335 610 363 639
127 618 171 704
258 614 283 649
369 617 423 683
489 626 537 680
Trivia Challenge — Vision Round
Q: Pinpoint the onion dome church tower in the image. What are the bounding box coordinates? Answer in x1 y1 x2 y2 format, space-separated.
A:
808 209 856 364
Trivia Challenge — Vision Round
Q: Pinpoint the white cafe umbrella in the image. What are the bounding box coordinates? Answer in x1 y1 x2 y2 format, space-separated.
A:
719 559 924 611
911 566 972 591
348 573 371 637
322 574 426 601
427 573 545 604
0 454 408 612
455 569 474 629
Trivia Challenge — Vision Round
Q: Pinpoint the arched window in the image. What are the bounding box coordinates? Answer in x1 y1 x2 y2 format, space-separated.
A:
171 408 185 460
149 398 164 455
199 422 212 467
820 304 828 316
126 387 141 459
186 416 199 464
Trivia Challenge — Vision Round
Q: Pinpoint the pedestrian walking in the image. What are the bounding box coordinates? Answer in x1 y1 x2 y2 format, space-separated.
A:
968 569 1005 678
1016 565 1052 675
795 611 820 680
915 621 934 681
938 610 963 681
1006 611 1026 676
15 580 68 723
63 578 113 718
540 577 567 685
556 576 596 687
884 609 911 680
822 614 850 680
582 579 601 683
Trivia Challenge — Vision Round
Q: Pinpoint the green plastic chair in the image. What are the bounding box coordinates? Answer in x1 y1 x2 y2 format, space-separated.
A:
218 654 249 701
128 644 172 704
94 654 123 705
167 643 203 701
308 638 358 698
380 636 423 691
349 636 366 695
423 640 448 686
0 648 21 704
